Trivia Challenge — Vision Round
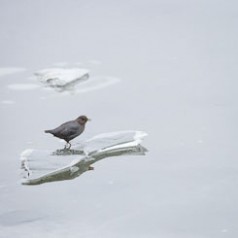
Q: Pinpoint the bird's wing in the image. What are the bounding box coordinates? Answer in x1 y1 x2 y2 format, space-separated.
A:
58 124 79 137
50 121 78 137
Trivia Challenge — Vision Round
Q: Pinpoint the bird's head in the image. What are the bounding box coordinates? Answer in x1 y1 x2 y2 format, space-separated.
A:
76 115 90 125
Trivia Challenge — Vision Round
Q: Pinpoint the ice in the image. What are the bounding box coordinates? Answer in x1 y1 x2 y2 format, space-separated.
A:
0 67 26 77
52 62 69 67
87 60 102 65
0 100 15 105
0 0 237 237
74 76 120 94
78 130 148 155
7 84 40 90
0 210 46 226
20 131 148 185
35 68 89 89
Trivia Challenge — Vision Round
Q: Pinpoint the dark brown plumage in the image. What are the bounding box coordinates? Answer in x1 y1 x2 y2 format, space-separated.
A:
45 115 90 149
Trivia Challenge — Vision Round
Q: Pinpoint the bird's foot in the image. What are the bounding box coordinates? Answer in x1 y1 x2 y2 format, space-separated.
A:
64 142 71 151
63 146 69 151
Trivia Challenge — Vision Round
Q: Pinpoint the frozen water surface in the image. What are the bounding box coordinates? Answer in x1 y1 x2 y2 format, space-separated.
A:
7 83 40 91
0 0 238 237
0 100 15 105
0 67 26 77
35 68 90 90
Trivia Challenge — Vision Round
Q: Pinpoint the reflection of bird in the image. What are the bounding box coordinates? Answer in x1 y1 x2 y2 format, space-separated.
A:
45 115 90 149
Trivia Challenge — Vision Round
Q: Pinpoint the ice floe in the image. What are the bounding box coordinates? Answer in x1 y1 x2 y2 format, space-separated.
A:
34 67 120 93
3 66 120 94
21 131 148 185
35 68 89 90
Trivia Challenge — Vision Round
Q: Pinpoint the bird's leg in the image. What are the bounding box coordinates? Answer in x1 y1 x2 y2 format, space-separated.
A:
64 143 69 150
63 142 72 150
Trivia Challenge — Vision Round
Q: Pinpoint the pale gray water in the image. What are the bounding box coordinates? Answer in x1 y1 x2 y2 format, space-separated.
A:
0 0 238 237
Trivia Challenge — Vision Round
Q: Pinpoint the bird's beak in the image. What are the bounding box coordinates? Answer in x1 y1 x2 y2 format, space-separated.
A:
88 118 91 121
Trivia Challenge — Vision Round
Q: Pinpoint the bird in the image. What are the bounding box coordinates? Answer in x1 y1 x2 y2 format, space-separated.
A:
45 115 90 149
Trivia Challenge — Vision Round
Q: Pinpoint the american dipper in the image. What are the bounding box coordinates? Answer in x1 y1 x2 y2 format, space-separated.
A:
45 115 90 149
